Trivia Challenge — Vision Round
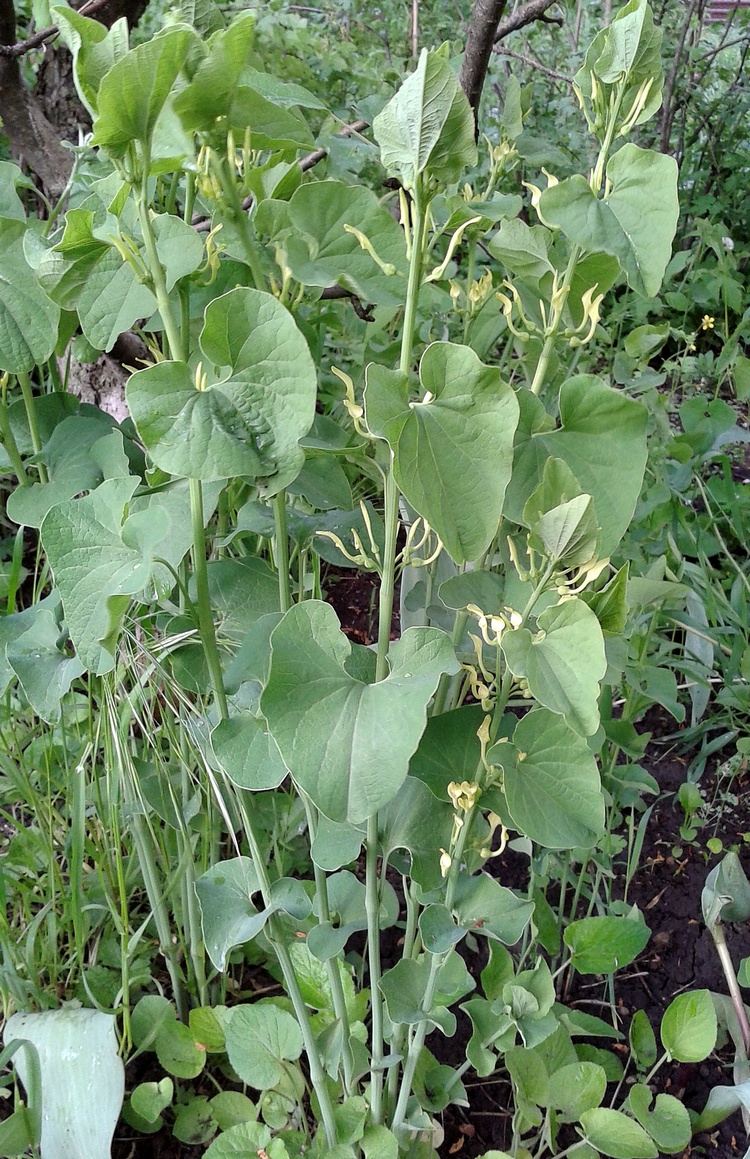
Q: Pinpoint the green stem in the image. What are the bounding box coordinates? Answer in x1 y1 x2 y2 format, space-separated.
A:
272 491 292 612
391 806 476 1134
229 789 339 1148
17 373 47 483
529 245 581 397
135 150 185 362
366 813 386 1122
303 797 355 1095
215 159 266 292
0 400 29 486
190 477 229 721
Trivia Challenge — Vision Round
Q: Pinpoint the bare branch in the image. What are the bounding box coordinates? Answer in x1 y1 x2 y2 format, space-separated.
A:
493 0 563 42
0 0 143 56
299 119 369 173
494 46 573 83
458 0 508 125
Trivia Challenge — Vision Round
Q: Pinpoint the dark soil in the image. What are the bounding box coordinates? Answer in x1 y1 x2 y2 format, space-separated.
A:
437 710 750 1159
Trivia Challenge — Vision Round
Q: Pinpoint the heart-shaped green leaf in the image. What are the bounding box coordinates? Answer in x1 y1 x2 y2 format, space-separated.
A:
490 708 604 849
365 343 519 563
127 287 316 490
261 601 458 823
501 599 606 737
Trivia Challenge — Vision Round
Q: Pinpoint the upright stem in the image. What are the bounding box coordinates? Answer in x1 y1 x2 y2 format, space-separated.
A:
190 478 229 722
136 153 185 363
0 400 29 485
303 797 355 1095
368 187 429 1122
215 159 266 292
366 813 385 1122
272 491 292 612
17 372 47 483
230 790 339 1148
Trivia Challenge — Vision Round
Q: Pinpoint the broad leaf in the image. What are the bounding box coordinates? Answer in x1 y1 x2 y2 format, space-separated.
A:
626 1086 691 1154
365 343 519 563
373 47 476 190
261 601 458 822
5 1007 124 1159
282 181 407 305
580 1108 657 1159
195 857 265 971
490 709 604 849
92 28 194 155
501 599 606 737
506 376 648 558
127 287 316 491
540 145 678 298
40 477 166 674
660 990 717 1063
225 1005 303 1090
564 916 650 974
0 220 60 374
53 6 129 118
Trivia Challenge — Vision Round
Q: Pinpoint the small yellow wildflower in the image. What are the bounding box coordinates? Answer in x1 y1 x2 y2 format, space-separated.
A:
701 315 715 331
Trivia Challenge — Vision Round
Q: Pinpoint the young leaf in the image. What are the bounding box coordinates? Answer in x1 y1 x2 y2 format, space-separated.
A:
564 916 650 975
660 990 717 1063
575 0 664 135
373 47 476 191
92 27 194 155
629 1009 657 1071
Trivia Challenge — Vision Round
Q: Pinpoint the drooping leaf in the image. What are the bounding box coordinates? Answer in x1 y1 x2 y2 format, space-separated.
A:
261 601 458 823
501 599 606 737
365 343 519 563
4 1007 124 1159
540 145 678 298
127 287 316 491
506 376 648 558
489 709 604 849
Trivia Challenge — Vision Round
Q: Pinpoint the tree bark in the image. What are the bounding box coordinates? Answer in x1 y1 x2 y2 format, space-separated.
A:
493 0 562 43
459 0 508 127
0 0 72 200
0 0 150 201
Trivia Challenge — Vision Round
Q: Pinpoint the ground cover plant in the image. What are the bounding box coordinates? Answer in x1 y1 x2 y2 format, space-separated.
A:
0 0 750 1156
